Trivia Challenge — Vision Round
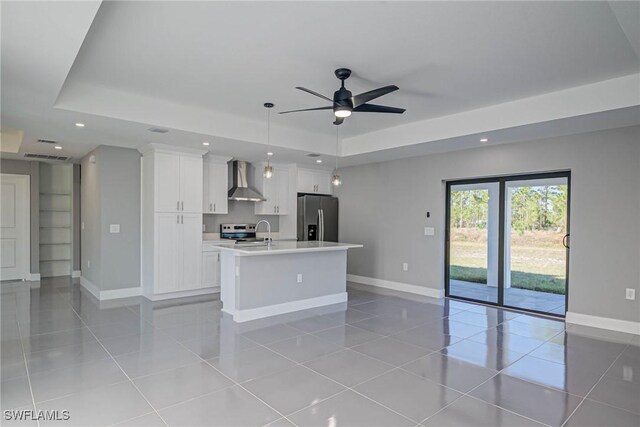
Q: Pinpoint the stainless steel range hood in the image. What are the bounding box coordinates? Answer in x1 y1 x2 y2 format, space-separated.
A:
228 160 266 202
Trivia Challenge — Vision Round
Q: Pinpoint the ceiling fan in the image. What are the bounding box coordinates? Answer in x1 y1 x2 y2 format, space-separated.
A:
279 68 406 125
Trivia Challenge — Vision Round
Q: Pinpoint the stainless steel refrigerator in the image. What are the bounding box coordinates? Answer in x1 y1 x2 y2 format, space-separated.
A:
297 195 339 242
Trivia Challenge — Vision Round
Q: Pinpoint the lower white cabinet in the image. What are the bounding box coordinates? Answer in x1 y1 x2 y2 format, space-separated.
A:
154 212 202 294
202 249 221 288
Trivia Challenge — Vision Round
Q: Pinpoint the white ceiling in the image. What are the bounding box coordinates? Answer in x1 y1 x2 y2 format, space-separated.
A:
1 1 639 165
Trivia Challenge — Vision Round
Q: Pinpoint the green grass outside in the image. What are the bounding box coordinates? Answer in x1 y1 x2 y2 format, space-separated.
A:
449 265 566 294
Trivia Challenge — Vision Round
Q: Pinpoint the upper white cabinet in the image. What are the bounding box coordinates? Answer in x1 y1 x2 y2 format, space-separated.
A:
203 156 232 214
152 151 203 213
297 168 332 195
254 163 289 215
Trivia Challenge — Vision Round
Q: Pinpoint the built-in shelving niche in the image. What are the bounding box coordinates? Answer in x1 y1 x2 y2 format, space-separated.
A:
39 164 73 277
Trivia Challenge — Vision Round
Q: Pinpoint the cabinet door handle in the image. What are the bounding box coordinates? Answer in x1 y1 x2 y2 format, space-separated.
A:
177 201 180 210
181 214 183 224
213 203 216 212
177 214 179 224
181 201 184 211
209 203 212 212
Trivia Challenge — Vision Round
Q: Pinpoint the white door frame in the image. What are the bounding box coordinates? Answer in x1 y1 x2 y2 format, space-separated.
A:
0 173 31 281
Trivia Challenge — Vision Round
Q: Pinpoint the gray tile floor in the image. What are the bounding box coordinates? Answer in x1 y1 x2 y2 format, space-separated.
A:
1 277 638 426
450 280 566 315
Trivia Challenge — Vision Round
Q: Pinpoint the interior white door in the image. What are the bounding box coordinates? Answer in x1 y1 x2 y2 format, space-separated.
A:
202 251 220 288
180 156 203 213
0 174 30 281
154 213 180 293
180 213 202 290
155 153 181 212
211 162 228 214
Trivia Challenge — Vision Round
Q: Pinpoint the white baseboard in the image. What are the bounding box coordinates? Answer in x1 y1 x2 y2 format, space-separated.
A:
80 276 141 301
223 292 348 323
143 287 218 301
347 274 444 299
71 270 81 278
566 312 640 335
28 273 41 281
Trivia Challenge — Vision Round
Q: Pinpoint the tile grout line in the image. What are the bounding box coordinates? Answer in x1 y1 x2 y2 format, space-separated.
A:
166 329 298 426
68 304 171 427
559 343 630 426
15 314 41 427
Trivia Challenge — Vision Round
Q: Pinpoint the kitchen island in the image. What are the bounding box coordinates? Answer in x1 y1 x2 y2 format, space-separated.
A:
216 241 362 322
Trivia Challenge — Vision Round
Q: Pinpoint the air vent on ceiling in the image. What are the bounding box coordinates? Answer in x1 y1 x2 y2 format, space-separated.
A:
148 127 169 134
306 153 321 158
24 153 72 161
37 139 58 144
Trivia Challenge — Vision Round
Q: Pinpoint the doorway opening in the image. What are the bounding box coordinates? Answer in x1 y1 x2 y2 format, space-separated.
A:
445 172 570 317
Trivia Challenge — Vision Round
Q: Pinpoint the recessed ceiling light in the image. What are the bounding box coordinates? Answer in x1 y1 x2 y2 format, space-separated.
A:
202 141 210 146
316 159 322 163
54 146 62 150
75 123 85 127
480 138 489 143
267 152 273 156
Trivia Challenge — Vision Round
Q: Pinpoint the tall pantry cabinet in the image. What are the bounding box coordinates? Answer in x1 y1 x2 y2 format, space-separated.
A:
140 144 209 300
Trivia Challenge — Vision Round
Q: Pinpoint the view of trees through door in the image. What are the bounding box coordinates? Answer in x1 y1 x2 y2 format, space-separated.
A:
447 172 570 316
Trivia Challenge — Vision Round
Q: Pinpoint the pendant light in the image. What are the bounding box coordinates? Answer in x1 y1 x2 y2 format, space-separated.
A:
263 102 274 179
332 123 342 186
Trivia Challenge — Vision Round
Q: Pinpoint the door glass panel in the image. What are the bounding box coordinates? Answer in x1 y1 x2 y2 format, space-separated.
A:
448 183 499 304
504 178 568 315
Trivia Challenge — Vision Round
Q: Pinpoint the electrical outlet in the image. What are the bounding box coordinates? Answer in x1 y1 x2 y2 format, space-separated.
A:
297 274 303 283
87 260 90 268
81 221 85 230
402 263 409 271
626 288 636 300
109 224 120 233
424 227 435 236
202 224 206 232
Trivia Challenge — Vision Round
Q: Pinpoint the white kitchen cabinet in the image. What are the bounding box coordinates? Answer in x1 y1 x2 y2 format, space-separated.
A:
155 153 181 212
202 250 220 288
297 168 332 195
140 144 208 300
254 163 289 215
152 151 202 213
180 156 204 213
153 213 181 294
203 156 231 214
181 213 203 290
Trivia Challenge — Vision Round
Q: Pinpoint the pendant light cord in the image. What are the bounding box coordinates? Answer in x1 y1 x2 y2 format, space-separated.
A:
335 125 339 171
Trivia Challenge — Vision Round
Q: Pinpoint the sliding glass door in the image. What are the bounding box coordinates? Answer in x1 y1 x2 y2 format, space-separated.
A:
445 172 570 317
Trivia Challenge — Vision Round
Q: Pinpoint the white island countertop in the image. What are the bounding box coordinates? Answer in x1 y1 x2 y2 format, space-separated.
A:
215 241 362 256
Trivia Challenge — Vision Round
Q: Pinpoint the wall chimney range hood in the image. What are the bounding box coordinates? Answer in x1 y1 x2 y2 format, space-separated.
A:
228 160 266 202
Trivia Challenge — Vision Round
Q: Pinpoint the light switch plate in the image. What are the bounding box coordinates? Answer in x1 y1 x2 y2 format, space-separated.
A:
109 224 120 233
424 227 435 236
626 288 636 300
402 263 409 271
297 274 303 283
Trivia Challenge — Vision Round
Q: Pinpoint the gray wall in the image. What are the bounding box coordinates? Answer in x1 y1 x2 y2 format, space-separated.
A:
335 126 640 323
80 148 102 286
203 201 279 233
80 146 141 291
73 165 81 271
1 159 39 274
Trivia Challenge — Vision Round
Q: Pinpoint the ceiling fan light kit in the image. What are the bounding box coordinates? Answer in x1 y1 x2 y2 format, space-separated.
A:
279 68 406 125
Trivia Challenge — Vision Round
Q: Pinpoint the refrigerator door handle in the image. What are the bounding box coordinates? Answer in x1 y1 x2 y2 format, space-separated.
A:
320 209 325 241
317 209 322 241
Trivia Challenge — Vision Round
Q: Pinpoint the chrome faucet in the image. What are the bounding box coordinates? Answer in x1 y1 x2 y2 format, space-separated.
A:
255 220 272 248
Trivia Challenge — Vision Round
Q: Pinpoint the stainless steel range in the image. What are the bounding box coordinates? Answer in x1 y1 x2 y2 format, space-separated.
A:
220 223 260 242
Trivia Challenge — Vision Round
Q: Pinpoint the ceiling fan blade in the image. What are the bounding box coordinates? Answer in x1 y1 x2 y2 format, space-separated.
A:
278 106 333 114
353 103 406 114
296 87 334 103
333 116 344 125
352 85 399 107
